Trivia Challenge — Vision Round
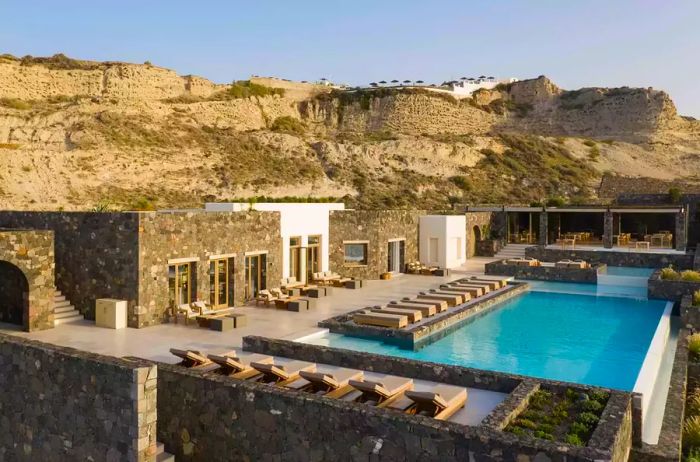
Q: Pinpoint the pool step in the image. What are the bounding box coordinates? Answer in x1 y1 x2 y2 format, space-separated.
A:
495 244 529 260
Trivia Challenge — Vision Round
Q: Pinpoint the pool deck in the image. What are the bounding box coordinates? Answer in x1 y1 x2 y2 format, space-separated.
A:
2 257 498 363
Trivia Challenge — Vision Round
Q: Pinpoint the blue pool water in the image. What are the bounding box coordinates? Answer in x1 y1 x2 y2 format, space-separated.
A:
602 267 655 277
307 290 668 390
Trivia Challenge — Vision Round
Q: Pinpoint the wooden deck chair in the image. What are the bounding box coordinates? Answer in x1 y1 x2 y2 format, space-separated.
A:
353 310 407 328
347 376 414 408
288 368 364 398
249 360 316 386
371 306 422 323
207 353 274 379
467 277 503 290
403 385 468 420
169 348 212 369
388 301 436 317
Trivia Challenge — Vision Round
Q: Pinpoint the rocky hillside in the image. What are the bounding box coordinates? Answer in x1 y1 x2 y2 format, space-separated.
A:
0 53 699 211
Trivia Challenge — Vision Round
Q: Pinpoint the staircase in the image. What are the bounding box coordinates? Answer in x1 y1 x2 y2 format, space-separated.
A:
494 244 530 260
156 442 175 462
53 290 84 326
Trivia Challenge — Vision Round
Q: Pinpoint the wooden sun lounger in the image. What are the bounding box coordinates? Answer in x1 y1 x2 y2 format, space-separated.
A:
170 348 213 369
466 277 504 290
421 291 461 306
371 306 422 323
249 360 317 386
444 284 483 297
207 352 274 379
347 375 414 407
437 286 473 302
288 368 364 398
387 301 437 317
403 384 468 420
452 282 490 294
353 310 408 328
402 297 448 312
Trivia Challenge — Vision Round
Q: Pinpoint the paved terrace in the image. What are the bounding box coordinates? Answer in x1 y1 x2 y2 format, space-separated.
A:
3 257 498 364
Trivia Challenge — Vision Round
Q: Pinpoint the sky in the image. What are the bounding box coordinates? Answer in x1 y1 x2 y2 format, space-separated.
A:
2 0 699 116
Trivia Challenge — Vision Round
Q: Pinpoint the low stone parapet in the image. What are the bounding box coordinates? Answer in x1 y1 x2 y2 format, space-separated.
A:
485 259 604 284
648 270 700 302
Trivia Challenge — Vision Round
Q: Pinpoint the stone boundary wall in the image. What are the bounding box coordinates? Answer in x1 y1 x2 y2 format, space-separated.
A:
328 209 423 280
681 294 700 330
241 336 632 461
0 333 156 462
155 357 628 462
318 283 527 347
0 230 55 331
525 247 694 270
475 238 505 257
648 270 700 303
0 212 140 321
485 260 604 284
631 329 688 462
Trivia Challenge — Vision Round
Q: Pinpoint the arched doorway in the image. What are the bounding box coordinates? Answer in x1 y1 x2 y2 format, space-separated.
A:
468 225 482 257
0 260 29 327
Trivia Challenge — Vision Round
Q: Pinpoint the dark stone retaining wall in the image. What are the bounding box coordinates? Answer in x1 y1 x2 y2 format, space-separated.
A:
318 283 527 347
0 212 140 321
156 356 629 462
648 270 700 303
475 239 505 257
0 230 55 331
329 210 423 279
0 333 157 462
136 211 282 327
242 336 632 461
681 294 700 330
485 260 604 284
631 329 688 462
526 247 694 270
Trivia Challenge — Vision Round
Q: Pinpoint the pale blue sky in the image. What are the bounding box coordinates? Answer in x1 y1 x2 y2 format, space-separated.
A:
2 0 699 116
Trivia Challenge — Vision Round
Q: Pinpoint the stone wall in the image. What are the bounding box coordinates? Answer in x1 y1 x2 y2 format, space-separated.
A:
681 294 700 330
0 212 140 321
648 270 700 303
329 209 423 279
0 333 156 461
525 246 694 270
0 230 55 331
485 260 603 284
136 211 282 327
465 212 492 257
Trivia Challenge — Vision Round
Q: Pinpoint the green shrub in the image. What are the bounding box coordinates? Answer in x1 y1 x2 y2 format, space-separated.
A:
0 97 32 110
681 271 700 282
546 196 566 207
588 390 610 403
660 267 680 280
515 418 538 430
507 426 525 436
688 447 700 462
588 145 600 161
579 400 604 413
669 187 682 204
449 175 471 191
538 423 554 434
534 430 554 441
565 433 584 446
694 290 700 307
212 80 285 101
687 389 700 418
129 197 156 211
577 412 600 427
270 116 306 135
689 334 700 359
583 139 596 147
569 422 590 435
685 415 700 449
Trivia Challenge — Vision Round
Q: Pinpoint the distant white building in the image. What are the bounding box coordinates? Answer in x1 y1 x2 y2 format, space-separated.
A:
449 76 518 96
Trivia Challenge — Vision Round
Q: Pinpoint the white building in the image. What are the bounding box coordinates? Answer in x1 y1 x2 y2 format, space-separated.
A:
419 215 467 269
449 77 518 96
205 202 345 284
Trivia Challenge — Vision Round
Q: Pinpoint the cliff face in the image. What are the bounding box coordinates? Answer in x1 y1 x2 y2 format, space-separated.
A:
0 54 699 211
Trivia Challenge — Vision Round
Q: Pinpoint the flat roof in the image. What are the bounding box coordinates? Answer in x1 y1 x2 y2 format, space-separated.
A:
464 205 683 214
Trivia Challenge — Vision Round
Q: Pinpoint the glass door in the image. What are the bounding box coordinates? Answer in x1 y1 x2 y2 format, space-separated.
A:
387 241 395 272
245 254 267 300
289 236 302 281
306 235 321 282
387 240 405 273
168 263 193 309
209 258 229 308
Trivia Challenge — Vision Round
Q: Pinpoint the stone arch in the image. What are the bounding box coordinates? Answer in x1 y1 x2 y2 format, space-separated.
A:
0 261 29 327
468 225 483 258
0 231 55 331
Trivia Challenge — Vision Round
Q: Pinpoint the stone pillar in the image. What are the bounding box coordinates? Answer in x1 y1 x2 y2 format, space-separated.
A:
603 211 614 249
676 208 687 251
538 212 548 246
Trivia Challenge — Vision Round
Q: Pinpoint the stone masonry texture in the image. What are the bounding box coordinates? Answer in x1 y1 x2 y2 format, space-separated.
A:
0 230 55 331
136 211 282 327
0 333 156 462
329 209 423 279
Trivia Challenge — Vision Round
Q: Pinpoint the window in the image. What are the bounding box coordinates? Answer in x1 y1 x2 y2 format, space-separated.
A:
168 262 196 308
289 236 302 280
344 242 368 266
307 235 321 282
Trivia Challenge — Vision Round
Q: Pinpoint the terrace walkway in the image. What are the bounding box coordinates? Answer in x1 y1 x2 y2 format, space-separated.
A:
2 257 498 363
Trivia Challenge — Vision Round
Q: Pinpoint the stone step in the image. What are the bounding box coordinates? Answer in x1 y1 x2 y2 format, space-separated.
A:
156 443 165 455
54 309 80 319
54 313 83 325
54 290 62 296
53 300 71 309
53 295 66 303
156 452 175 462
54 305 76 314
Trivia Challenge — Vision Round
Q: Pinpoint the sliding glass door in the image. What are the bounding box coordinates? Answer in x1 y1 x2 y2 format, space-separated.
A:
209 258 230 308
306 235 321 282
244 254 267 300
168 262 194 309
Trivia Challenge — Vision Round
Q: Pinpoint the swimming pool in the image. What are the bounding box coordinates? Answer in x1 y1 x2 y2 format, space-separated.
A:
304 289 668 390
601 267 655 277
